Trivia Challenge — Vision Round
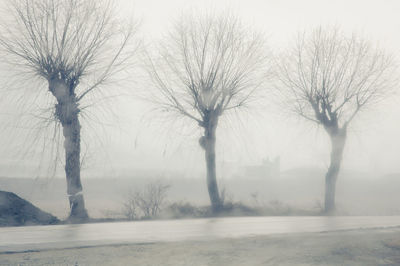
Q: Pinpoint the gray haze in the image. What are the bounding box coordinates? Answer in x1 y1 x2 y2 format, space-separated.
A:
0 0 400 179
2 3 400 265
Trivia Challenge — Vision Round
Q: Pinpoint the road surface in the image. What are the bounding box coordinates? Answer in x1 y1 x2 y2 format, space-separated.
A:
1 216 400 253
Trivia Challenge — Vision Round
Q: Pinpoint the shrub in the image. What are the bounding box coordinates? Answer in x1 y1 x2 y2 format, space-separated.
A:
123 180 170 220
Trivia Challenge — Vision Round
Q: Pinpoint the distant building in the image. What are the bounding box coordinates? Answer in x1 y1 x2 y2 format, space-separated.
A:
244 157 280 179
219 157 280 179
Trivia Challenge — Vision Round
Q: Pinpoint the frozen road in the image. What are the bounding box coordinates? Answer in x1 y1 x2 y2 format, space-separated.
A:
1 216 400 253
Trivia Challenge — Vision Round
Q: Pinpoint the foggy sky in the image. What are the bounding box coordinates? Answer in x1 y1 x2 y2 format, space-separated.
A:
1 0 400 178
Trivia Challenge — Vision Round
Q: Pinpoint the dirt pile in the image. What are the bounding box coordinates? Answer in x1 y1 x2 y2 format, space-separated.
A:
0 191 59 226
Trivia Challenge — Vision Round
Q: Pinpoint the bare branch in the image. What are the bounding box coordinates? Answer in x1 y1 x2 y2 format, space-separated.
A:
0 0 139 100
145 12 268 126
277 26 395 132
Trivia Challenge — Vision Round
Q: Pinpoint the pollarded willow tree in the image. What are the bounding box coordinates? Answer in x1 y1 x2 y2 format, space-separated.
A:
0 0 137 220
147 13 267 212
277 27 395 214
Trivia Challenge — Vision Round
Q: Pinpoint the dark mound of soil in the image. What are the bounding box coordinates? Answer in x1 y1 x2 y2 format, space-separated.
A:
0 191 59 226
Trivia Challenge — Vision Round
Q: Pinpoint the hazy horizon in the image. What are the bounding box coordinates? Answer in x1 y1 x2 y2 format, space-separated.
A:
1 0 400 179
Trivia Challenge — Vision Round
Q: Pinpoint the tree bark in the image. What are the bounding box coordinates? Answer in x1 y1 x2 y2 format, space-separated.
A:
200 112 222 213
50 79 88 220
324 127 347 214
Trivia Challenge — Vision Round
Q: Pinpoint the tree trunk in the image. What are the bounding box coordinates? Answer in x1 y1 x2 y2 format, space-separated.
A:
200 113 222 213
324 127 347 214
50 79 88 220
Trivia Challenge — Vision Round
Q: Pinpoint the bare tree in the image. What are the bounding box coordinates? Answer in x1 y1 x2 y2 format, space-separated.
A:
0 0 137 220
146 13 267 212
123 180 170 220
277 27 395 214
